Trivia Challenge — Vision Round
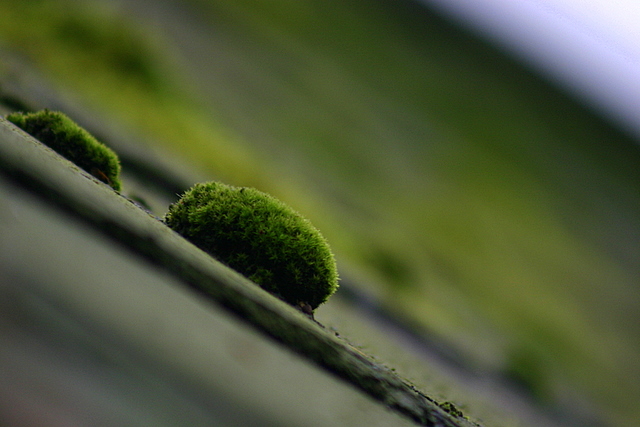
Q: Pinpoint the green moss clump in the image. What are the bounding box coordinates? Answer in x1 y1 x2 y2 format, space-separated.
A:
7 109 122 191
438 401 464 418
165 181 339 310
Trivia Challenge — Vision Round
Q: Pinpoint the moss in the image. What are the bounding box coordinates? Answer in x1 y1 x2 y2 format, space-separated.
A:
438 401 464 418
7 110 122 191
164 181 339 310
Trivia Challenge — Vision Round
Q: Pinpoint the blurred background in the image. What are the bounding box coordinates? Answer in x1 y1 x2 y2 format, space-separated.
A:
1 0 639 425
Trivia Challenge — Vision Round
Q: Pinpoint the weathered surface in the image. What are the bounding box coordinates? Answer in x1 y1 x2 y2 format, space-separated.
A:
0 117 477 426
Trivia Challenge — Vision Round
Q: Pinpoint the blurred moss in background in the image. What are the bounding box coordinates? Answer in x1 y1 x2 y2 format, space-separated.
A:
1 0 639 425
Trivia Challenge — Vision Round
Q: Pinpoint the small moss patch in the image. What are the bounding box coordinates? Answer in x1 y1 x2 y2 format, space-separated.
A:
7 110 122 191
439 401 464 418
164 181 339 310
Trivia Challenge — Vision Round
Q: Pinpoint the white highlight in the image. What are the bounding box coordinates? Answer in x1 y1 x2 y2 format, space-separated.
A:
420 0 640 140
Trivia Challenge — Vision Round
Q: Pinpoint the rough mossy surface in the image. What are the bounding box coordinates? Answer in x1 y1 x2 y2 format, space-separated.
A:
6 109 122 191
0 119 477 426
164 181 339 310
438 402 464 419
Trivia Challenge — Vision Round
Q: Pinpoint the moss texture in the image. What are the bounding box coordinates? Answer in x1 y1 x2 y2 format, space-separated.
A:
164 181 339 310
7 110 122 191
